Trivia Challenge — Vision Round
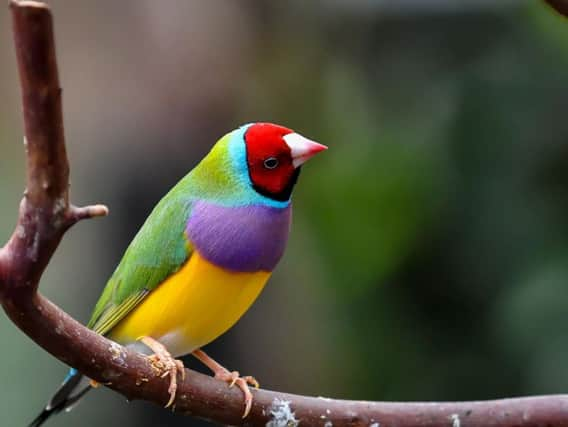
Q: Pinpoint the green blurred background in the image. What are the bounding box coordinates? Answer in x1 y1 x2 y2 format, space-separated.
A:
1 1 568 426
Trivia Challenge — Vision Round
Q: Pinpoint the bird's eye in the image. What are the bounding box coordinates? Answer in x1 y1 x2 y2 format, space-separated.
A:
263 157 279 169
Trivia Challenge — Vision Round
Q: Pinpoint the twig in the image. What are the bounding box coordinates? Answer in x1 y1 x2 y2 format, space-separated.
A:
3 1 568 426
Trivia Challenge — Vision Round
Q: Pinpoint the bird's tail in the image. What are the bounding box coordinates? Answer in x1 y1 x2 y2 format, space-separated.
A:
28 368 92 427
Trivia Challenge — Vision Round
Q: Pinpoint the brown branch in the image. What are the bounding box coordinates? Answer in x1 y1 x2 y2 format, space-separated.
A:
543 0 568 17
3 1 568 426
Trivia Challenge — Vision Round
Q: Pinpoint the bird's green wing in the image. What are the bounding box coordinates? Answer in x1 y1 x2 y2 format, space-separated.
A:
87 193 193 336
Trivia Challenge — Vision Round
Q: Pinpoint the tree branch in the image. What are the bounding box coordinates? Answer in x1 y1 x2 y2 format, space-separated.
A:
3 1 568 426
544 0 568 17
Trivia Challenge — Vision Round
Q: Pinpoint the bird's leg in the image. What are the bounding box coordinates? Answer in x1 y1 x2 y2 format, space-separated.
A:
140 336 185 408
192 349 259 418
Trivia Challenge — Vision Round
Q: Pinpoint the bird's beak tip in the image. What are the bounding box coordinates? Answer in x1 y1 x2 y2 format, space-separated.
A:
284 133 328 168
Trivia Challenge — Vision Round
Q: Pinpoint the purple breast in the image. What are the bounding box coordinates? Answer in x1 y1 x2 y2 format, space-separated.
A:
186 201 291 272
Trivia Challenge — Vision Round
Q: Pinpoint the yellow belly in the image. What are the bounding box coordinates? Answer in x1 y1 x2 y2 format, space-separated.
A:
108 251 270 357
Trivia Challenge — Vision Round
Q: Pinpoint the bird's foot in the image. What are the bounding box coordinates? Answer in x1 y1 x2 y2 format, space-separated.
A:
214 369 259 417
192 349 258 418
141 336 185 408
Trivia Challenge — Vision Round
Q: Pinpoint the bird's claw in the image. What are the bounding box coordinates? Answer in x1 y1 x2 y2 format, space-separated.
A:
214 370 258 418
176 359 186 381
243 375 260 389
192 349 259 418
145 343 185 408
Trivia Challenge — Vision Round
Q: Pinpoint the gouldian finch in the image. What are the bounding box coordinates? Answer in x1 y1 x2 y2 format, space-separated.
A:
29 123 327 426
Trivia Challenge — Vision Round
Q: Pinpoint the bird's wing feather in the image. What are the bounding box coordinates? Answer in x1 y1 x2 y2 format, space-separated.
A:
89 289 150 336
87 193 193 335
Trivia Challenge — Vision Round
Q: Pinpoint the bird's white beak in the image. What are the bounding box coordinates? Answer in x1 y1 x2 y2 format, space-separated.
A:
283 133 328 168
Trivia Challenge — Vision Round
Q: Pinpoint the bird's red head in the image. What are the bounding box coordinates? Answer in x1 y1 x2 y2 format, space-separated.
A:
244 123 327 201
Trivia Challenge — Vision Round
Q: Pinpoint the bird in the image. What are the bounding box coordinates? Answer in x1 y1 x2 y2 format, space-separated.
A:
28 122 327 426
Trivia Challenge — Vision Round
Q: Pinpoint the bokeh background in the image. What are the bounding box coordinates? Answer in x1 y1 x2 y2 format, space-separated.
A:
1 1 568 426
